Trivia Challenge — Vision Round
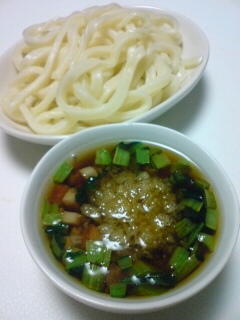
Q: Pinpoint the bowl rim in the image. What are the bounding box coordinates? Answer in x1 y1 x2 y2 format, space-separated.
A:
20 123 240 313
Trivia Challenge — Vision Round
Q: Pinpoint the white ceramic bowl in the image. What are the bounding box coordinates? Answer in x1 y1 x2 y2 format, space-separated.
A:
20 123 239 313
0 6 209 145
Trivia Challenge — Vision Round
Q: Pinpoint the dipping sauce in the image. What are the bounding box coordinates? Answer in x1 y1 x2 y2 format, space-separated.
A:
41 141 219 297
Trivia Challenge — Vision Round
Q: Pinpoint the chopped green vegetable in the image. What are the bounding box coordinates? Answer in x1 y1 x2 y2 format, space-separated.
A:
75 175 101 204
131 260 157 277
144 273 177 288
170 171 194 188
45 223 69 235
189 240 201 254
136 147 150 165
195 178 210 190
86 176 101 191
50 233 65 260
171 159 191 174
41 200 59 219
62 247 87 274
42 212 62 227
50 203 60 214
197 233 215 251
182 206 205 224
122 272 177 288
117 141 144 153
205 208 218 231
113 146 130 166
149 146 162 156
177 254 200 281
151 153 171 169
204 189 217 209
176 218 196 238
117 256 132 270
169 247 189 273
82 263 106 292
181 198 203 212
127 141 146 153
95 149 112 166
53 161 73 183
41 199 51 218
110 283 127 298
187 222 204 247
86 241 111 267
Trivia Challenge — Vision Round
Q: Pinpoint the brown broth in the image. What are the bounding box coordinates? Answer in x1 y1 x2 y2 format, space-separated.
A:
41 141 220 298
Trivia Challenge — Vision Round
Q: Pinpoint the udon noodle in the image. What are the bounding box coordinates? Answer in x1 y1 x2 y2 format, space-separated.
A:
2 4 202 135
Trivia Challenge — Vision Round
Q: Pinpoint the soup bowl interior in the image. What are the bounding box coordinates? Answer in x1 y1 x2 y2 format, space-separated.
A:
20 123 239 313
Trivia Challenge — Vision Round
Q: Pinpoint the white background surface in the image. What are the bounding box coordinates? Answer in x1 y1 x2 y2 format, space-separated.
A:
0 0 239 319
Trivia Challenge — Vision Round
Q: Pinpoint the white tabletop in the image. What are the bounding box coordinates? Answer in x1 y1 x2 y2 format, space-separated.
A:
0 1 240 319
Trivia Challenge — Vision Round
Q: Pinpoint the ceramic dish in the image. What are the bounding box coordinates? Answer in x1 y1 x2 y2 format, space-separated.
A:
20 123 239 313
0 6 209 145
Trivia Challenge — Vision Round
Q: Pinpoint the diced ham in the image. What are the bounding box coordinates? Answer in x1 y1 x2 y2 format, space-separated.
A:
66 170 85 187
49 184 69 204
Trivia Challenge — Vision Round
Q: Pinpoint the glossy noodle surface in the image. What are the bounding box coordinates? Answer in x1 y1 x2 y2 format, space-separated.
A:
2 4 201 135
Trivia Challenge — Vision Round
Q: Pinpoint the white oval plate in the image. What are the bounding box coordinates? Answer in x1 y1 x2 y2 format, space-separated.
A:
0 6 209 145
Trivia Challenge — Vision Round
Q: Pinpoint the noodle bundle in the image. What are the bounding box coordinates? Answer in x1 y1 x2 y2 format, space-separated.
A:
2 4 201 135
